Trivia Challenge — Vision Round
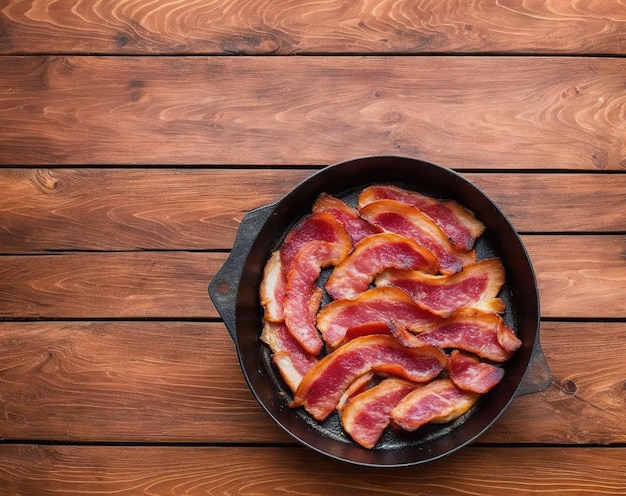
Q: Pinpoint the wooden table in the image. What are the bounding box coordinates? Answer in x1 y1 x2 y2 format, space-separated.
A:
1 2 625 494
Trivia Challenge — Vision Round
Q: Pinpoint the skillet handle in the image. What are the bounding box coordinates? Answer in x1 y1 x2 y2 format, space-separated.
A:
208 203 276 342
515 339 553 397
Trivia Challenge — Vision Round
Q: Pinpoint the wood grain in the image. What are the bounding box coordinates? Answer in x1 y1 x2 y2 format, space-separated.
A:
0 321 624 445
1 56 625 168
1 237 625 319
0 321 285 443
0 252 223 319
1 169 625 253
0 445 625 495
526 235 626 319
1 0 625 55
1 0 624 490
481 322 626 445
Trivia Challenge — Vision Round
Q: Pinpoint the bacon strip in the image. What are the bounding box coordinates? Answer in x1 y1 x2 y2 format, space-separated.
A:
447 349 504 394
259 251 287 322
339 377 418 449
337 371 377 410
325 232 439 300
342 321 393 342
291 335 447 421
316 286 441 349
359 184 485 251
391 310 521 362
312 193 380 244
390 378 479 431
260 320 318 393
375 258 506 317
279 212 352 274
284 239 351 355
360 200 475 275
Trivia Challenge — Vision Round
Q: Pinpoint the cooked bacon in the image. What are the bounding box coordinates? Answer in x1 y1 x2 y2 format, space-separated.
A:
391 310 521 362
375 258 506 317
447 349 504 394
325 232 439 300
259 250 287 322
261 320 318 392
360 200 475 275
340 377 418 449
316 286 441 349
280 212 351 275
358 184 485 251
390 378 479 431
312 193 380 244
497 320 525 354
284 239 351 355
291 335 447 421
337 371 377 410
259 185 522 448
342 321 393 342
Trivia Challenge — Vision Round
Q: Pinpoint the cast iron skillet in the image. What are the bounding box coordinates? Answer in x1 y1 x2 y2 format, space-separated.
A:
209 155 552 467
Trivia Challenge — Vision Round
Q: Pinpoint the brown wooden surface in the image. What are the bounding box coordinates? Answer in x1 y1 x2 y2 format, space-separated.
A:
1 56 625 167
1 0 625 55
1 445 625 496
1 1 625 494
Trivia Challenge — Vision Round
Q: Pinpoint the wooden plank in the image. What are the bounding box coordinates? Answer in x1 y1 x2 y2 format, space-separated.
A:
0 321 285 443
1 0 625 55
1 445 625 495
0 321 624 445
468 173 626 234
0 252 222 319
525 235 626 319
1 236 624 319
1 169 625 253
0 168 297 252
1 56 625 168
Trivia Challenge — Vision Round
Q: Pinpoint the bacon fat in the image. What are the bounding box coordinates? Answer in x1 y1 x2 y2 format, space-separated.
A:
259 250 287 322
260 320 318 393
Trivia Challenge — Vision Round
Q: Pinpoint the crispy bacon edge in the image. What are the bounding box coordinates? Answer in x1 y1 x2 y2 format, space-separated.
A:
260 250 286 322
260 320 318 393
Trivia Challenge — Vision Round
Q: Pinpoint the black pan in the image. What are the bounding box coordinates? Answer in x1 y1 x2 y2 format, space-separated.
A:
209 155 552 467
